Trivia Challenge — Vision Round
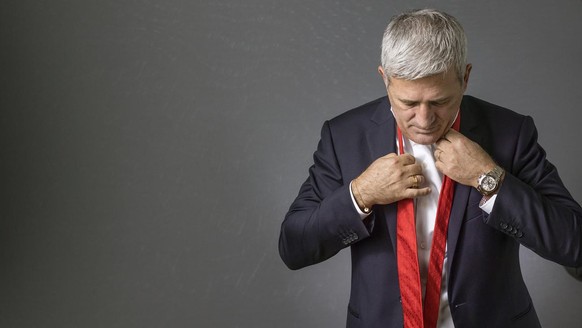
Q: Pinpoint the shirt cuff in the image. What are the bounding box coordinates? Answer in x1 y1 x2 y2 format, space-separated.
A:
479 194 497 214
350 181 371 219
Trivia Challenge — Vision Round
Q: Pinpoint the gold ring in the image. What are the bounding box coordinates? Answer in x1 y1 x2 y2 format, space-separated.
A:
412 175 419 188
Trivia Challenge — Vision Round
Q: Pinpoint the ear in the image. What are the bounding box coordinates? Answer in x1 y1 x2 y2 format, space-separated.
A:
462 64 472 91
378 66 389 87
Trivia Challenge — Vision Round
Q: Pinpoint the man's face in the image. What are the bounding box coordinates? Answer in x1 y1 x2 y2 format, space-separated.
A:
379 65 471 145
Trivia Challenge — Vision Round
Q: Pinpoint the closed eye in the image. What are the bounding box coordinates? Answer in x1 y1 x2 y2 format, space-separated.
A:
401 101 419 108
430 98 451 107
430 101 446 107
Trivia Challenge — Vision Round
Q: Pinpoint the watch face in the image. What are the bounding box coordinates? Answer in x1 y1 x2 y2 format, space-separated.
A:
482 176 497 192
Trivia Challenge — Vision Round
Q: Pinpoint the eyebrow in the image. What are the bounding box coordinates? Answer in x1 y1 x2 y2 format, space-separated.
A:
430 97 452 104
398 98 419 105
398 97 451 104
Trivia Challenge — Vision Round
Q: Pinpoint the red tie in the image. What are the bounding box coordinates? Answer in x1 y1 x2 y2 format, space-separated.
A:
396 115 460 328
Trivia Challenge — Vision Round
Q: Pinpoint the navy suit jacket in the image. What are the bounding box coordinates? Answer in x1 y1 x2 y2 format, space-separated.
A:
279 95 582 328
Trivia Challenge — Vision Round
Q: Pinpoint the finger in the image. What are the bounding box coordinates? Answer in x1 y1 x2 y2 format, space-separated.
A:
382 153 398 159
405 186 431 198
435 142 453 159
435 137 450 149
434 149 444 162
442 128 455 140
443 129 466 143
408 174 420 188
435 160 445 174
445 129 461 137
412 174 425 188
398 153 416 165
402 163 424 176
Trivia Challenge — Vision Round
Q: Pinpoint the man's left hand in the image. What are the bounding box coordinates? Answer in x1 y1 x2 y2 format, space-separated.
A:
434 129 496 188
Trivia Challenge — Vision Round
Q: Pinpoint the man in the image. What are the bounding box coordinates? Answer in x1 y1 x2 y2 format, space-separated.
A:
279 9 582 328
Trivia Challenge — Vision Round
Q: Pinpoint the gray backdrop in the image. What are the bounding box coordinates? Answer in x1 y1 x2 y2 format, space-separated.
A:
1 0 582 327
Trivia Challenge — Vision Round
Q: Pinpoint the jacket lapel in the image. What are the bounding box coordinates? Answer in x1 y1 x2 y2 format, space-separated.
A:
446 97 487 276
365 98 399 251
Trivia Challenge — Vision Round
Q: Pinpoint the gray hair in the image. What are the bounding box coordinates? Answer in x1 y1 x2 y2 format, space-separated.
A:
380 9 467 82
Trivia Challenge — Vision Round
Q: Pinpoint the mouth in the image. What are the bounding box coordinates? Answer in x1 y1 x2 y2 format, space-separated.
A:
412 126 439 134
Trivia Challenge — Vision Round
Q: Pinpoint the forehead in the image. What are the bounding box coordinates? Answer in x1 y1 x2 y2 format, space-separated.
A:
388 70 461 100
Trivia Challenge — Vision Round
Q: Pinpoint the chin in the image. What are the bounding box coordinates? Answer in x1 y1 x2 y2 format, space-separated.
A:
409 134 440 145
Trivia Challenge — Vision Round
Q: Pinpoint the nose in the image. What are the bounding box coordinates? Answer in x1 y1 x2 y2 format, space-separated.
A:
415 103 435 129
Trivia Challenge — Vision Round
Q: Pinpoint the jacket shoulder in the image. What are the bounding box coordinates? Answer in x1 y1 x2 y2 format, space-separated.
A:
462 95 528 123
327 96 391 129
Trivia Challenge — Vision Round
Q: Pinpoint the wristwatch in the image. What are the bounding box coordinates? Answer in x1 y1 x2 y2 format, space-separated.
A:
477 166 505 196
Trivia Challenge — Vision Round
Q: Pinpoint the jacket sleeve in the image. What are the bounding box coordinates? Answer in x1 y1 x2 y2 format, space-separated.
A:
279 121 372 270
484 116 582 267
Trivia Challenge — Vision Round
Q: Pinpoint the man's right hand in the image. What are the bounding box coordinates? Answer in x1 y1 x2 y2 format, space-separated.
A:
353 153 431 209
